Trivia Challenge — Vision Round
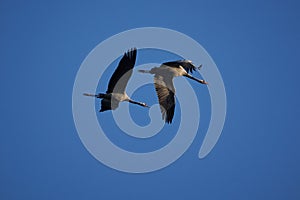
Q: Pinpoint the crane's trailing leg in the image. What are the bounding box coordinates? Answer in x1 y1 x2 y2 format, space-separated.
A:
138 69 151 74
83 93 106 98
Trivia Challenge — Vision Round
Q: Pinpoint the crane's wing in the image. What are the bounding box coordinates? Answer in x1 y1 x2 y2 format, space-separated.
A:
163 60 197 74
154 75 175 124
100 97 120 112
106 48 137 94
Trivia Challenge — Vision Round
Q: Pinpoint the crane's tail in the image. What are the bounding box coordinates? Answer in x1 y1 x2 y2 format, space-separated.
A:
138 69 151 73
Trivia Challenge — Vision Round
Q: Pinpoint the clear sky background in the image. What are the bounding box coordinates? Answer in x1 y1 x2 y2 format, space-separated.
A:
1 0 300 199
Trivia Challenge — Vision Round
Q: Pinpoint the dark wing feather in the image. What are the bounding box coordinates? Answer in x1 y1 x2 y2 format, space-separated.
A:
100 97 120 112
154 75 175 123
106 48 137 93
163 60 197 74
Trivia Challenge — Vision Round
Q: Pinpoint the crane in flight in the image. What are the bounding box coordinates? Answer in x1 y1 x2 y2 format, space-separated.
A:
139 60 207 123
84 48 149 112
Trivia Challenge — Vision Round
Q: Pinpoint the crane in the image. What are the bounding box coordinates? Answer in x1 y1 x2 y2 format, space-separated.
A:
138 60 207 123
84 48 149 112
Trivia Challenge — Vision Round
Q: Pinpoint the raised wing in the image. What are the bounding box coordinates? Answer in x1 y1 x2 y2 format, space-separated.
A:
162 60 197 74
154 75 175 123
106 48 137 94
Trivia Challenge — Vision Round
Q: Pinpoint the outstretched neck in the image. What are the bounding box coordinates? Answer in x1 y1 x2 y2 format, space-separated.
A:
128 99 141 105
184 74 207 84
128 99 148 107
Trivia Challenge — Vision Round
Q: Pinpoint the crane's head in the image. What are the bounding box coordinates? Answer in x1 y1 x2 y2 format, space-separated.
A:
199 79 208 85
140 102 150 108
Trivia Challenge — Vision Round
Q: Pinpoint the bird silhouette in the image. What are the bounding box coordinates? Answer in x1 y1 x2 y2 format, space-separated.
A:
139 60 207 123
84 48 149 112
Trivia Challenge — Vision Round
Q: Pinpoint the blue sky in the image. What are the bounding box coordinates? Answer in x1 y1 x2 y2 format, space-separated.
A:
1 0 300 199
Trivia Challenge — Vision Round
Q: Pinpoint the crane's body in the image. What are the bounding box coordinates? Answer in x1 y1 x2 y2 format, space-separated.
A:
84 48 149 112
139 60 207 123
149 65 187 77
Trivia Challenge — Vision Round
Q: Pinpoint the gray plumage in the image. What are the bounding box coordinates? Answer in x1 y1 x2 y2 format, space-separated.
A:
139 60 207 123
84 48 149 111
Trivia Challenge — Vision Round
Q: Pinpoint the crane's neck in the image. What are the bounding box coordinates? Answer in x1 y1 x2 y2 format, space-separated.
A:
184 74 207 84
128 99 149 107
